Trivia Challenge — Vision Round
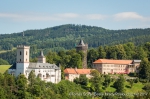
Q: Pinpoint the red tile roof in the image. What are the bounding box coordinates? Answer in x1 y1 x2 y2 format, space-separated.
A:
64 68 93 74
93 59 132 65
64 68 76 74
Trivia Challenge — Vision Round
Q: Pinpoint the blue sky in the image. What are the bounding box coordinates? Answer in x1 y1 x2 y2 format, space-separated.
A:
0 0 150 34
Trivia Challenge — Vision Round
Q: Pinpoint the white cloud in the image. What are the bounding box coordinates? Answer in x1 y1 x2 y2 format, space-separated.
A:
0 13 80 22
114 12 144 21
85 14 106 20
0 12 107 22
56 13 79 18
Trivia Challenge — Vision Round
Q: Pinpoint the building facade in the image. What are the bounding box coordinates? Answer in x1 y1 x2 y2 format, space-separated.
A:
64 68 93 82
8 45 61 83
93 59 141 74
76 39 88 69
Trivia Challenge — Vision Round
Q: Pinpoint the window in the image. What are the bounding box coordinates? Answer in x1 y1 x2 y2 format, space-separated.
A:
26 51 28 55
20 59 21 62
20 51 21 55
26 59 27 62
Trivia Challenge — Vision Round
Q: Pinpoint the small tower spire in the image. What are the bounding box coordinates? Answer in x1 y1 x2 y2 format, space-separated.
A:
40 50 44 56
37 50 46 63
23 31 24 37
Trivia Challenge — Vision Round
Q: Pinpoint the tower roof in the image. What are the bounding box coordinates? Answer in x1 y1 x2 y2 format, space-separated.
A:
78 39 85 46
38 50 45 58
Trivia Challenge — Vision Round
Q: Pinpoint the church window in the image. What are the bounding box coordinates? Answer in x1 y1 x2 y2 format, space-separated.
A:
20 51 21 55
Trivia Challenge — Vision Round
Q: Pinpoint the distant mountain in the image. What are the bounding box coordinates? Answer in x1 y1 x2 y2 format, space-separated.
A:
0 24 150 64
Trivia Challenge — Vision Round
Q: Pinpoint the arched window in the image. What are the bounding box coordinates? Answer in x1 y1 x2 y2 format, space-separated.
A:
20 51 21 55
26 51 27 55
26 59 27 62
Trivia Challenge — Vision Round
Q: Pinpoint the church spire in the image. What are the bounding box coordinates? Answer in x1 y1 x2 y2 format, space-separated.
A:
40 50 44 57
37 50 46 63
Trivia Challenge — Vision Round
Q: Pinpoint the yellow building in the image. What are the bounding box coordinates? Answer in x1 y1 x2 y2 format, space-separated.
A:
93 59 141 74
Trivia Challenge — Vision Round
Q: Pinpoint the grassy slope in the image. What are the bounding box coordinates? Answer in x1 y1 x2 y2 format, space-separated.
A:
0 47 16 54
0 65 11 74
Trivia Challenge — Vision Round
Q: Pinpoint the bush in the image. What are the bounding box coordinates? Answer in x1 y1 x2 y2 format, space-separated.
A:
134 78 139 83
128 72 137 77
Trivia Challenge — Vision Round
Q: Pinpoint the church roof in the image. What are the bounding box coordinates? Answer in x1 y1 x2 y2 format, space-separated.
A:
9 62 60 70
28 63 60 69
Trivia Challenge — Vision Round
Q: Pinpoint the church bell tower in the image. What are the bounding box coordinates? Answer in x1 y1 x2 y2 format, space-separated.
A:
16 45 30 76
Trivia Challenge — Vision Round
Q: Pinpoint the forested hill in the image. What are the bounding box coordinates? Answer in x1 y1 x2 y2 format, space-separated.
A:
1 24 150 52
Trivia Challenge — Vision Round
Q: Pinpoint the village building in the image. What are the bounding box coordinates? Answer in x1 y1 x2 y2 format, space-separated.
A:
64 68 93 81
8 45 61 83
93 59 141 74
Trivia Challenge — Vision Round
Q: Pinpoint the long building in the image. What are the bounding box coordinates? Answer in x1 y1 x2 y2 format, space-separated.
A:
93 59 141 74
64 68 93 81
8 45 61 83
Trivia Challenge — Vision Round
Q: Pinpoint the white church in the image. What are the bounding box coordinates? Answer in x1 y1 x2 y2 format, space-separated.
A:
8 45 61 83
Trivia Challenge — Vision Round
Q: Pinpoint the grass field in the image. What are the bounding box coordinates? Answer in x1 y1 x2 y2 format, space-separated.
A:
0 47 16 54
0 65 11 74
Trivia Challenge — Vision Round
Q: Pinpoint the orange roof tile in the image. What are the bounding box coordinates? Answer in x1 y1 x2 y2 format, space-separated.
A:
64 68 76 74
93 59 132 65
64 68 93 74
75 69 91 74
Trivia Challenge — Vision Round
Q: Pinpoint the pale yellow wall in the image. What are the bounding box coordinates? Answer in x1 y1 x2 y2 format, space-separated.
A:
17 45 30 63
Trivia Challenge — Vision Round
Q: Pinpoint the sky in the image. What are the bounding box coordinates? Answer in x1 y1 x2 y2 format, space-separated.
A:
0 0 150 34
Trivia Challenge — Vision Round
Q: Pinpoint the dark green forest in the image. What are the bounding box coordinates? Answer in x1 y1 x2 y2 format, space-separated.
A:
0 24 150 51
1 24 150 64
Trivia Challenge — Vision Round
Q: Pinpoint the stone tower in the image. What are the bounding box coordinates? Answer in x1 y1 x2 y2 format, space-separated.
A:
76 39 88 68
37 50 46 63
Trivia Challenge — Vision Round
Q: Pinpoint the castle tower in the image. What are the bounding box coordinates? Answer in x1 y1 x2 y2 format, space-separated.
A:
37 50 46 63
16 45 30 77
76 39 88 68
17 45 30 63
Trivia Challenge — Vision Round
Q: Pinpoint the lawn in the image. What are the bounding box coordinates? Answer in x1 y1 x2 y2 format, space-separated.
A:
0 65 11 74
125 81 145 93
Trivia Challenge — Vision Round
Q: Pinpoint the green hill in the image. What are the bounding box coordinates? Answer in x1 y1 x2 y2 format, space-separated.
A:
0 24 150 51
1 24 150 64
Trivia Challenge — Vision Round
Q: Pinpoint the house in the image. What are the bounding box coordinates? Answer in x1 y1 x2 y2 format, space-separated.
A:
64 68 93 81
8 45 61 83
93 59 141 74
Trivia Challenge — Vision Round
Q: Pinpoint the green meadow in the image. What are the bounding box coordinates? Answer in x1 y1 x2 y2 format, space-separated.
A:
0 65 11 74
